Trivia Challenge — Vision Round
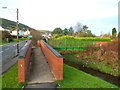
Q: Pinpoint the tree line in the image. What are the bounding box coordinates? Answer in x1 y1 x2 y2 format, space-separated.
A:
52 23 95 37
52 22 119 39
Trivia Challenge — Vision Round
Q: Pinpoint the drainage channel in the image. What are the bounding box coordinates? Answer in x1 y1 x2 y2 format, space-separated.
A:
64 59 119 87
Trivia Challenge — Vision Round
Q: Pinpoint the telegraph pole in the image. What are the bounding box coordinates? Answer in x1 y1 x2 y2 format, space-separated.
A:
2 7 19 55
16 8 19 54
16 8 19 40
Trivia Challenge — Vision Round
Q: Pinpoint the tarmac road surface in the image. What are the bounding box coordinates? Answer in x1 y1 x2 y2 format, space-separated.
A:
0 40 27 74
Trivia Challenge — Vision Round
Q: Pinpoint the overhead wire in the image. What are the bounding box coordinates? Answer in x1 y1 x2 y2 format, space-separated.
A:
1 0 27 29
19 11 25 25
1 0 16 20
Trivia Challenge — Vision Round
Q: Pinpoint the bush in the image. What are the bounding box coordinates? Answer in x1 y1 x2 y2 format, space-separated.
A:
30 30 42 46
53 34 63 38
0 31 13 42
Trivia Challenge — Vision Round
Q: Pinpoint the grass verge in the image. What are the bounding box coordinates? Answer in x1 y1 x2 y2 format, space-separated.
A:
62 53 119 76
2 64 26 88
0 39 8 45
0 38 29 45
0 75 2 89
57 64 119 88
12 38 29 42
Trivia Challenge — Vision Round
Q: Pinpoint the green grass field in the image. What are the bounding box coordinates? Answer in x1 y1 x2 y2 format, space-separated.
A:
58 64 118 88
2 64 26 88
47 40 97 48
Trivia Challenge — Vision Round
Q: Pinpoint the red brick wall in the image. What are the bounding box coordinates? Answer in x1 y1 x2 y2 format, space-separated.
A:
18 41 32 83
38 40 63 80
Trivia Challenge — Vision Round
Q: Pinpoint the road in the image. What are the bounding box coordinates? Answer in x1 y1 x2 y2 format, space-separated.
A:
0 40 27 74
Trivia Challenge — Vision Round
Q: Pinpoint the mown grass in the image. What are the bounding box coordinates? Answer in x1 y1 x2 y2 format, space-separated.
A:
2 64 26 88
47 40 97 48
62 53 119 76
58 64 118 88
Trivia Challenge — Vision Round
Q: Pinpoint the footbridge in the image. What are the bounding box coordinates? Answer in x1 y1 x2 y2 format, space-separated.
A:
18 40 63 84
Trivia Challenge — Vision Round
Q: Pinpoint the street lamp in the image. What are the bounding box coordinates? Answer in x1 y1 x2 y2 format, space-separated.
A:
2 7 19 55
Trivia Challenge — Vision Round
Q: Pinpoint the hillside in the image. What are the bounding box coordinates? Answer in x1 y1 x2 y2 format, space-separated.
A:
0 18 34 30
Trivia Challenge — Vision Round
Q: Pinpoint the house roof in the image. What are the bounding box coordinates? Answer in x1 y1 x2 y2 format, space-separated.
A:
12 30 24 32
0 26 4 30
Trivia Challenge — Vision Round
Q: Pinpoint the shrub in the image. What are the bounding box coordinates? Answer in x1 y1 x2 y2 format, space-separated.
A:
0 31 13 41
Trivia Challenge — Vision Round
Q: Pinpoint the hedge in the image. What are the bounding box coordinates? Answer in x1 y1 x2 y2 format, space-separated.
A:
53 36 111 41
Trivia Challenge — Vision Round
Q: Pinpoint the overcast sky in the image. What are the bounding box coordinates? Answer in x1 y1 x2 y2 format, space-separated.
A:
0 0 119 36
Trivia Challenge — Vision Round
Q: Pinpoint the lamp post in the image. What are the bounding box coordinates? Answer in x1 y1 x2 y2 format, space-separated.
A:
2 7 19 55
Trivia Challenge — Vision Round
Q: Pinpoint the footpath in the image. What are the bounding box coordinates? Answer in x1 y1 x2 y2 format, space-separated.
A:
24 47 58 89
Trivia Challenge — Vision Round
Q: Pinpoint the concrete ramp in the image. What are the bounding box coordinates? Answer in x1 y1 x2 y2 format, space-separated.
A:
27 47 55 84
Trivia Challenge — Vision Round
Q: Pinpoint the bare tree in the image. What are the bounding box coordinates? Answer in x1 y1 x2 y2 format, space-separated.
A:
30 30 42 46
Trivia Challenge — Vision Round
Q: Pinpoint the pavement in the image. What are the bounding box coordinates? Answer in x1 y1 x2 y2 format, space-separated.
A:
25 47 57 89
24 83 58 89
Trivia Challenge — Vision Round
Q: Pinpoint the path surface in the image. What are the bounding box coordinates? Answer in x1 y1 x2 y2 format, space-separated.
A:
27 47 55 84
25 82 58 89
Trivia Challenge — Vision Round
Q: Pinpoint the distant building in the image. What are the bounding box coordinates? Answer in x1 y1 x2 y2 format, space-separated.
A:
101 34 109 37
0 26 11 33
0 26 4 30
41 31 52 38
24 29 30 36
11 30 25 36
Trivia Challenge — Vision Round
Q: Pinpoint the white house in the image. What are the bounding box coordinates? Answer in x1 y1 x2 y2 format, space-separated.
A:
24 29 30 36
0 26 10 33
4 28 10 32
0 26 4 31
11 30 25 36
41 32 52 37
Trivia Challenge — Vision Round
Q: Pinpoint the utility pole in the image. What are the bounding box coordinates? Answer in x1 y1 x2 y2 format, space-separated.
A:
16 8 19 54
2 7 19 55
16 8 19 40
